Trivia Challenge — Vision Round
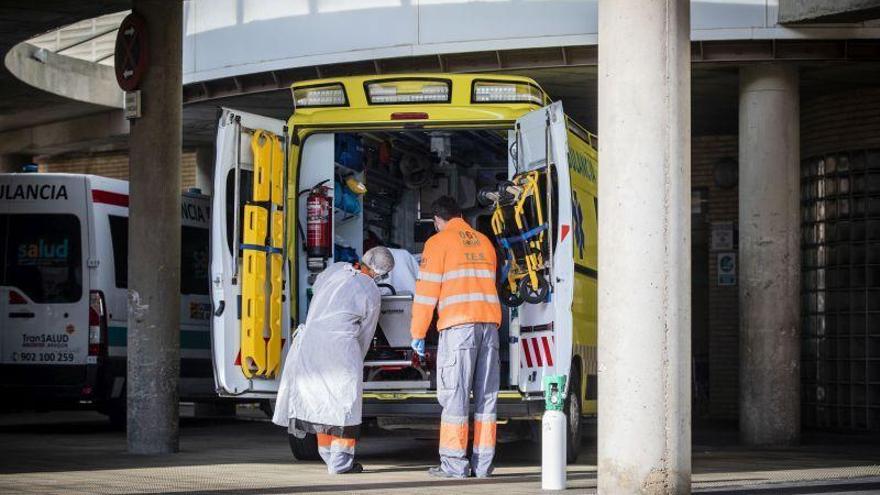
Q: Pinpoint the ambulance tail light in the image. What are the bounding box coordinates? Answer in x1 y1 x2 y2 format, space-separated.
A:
8 290 26 304
472 80 544 104
366 79 450 104
292 84 347 109
391 112 429 120
88 290 107 358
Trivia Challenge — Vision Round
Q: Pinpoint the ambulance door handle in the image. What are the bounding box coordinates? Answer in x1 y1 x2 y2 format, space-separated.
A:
9 312 35 319
214 300 225 317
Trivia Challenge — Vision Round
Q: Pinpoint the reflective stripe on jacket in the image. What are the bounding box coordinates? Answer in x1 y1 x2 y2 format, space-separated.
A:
410 218 501 339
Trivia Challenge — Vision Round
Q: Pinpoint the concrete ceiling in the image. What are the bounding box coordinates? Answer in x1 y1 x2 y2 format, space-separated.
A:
179 61 880 147
2 2 878 154
0 1 128 133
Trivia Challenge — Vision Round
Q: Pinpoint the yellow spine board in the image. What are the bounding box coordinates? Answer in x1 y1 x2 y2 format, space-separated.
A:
270 135 284 205
241 205 268 377
251 131 271 202
242 131 285 378
264 135 285 377
266 251 283 377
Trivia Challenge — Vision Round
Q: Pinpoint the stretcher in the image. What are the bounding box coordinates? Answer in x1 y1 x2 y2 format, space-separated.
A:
363 287 432 391
240 130 286 378
481 169 552 306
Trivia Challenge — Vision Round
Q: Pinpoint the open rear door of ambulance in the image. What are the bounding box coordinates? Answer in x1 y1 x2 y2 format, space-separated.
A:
508 101 574 400
211 108 290 397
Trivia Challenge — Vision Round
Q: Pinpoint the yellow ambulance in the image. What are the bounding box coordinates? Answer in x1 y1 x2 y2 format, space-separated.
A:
210 74 597 462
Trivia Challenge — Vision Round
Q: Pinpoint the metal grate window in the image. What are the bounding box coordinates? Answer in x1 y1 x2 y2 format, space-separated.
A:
802 149 880 431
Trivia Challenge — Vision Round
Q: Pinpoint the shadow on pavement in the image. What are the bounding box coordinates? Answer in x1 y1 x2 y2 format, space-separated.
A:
693 478 880 494
124 471 597 495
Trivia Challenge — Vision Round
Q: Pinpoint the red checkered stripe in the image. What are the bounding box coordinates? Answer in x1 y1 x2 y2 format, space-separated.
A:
519 332 555 368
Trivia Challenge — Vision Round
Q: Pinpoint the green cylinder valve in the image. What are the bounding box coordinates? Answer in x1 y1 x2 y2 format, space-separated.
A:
543 374 567 412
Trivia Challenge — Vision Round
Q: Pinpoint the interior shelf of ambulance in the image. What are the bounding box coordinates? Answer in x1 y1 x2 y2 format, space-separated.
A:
296 129 525 392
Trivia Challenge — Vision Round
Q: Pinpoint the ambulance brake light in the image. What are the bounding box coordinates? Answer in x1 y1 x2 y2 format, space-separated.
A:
366 79 450 104
391 112 429 120
8 290 26 304
88 290 107 358
293 84 347 108
472 81 544 104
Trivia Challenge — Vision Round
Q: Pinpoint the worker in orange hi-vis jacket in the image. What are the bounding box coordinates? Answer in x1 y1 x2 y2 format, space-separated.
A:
410 196 502 479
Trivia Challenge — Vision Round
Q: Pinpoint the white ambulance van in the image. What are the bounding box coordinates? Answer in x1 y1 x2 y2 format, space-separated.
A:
0 172 214 424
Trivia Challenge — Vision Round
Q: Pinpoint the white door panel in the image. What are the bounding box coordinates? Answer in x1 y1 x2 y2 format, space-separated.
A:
509 102 574 396
211 108 289 397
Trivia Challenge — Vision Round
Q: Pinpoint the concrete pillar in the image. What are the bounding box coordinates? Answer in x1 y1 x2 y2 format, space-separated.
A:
195 147 213 196
0 154 30 173
127 0 183 455
738 64 801 446
597 1 691 493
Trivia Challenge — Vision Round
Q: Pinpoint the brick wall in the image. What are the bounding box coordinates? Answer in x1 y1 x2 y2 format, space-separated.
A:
802 88 880 159
692 135 740 421
38 151 199 188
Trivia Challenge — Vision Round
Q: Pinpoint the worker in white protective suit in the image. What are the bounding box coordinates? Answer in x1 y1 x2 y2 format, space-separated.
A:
272 246 395 474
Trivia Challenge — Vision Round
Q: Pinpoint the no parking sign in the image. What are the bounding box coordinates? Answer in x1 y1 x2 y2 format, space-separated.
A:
114 13 149 91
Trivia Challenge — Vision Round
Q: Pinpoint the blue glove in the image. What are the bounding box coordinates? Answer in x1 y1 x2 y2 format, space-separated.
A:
411 338 426 357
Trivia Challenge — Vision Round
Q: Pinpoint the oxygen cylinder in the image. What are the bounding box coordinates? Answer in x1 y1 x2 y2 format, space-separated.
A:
306 185 332 258
541 374 567 491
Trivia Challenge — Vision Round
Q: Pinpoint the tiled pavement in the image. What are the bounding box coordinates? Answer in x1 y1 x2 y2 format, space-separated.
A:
1 411 879 494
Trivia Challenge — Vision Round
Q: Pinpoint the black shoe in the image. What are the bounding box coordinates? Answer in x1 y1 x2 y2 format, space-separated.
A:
428 466 467 479
339 462 364 474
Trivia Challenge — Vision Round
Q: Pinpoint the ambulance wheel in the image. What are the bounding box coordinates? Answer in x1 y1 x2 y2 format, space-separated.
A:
289 433 321 461
564 368 583 464
519 276 549 304
499 282 524 307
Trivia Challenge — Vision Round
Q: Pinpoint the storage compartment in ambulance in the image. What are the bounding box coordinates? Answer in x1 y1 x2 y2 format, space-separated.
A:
295 128 558 394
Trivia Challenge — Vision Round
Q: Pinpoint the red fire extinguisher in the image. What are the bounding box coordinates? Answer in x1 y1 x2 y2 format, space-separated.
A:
305 181 332 258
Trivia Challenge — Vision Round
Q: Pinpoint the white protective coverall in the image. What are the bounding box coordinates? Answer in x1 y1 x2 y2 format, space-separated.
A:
385 248 419 295
272 262 381 473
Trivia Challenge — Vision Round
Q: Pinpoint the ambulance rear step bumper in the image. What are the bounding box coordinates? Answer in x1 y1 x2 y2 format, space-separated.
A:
363 397 545 419
364 360 412 367
363 380 430 390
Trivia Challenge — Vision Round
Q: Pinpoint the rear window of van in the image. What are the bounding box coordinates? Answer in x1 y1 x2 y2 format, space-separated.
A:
107 215 209 296
0 213 83 303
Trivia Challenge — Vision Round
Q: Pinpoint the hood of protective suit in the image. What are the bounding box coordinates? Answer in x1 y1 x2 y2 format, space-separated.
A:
273 263 381 428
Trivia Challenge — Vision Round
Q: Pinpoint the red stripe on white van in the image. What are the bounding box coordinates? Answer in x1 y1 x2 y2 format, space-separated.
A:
521 339 533 368
530 337 543 367
520 335 556 369
92 190 129 207
541 336 554 367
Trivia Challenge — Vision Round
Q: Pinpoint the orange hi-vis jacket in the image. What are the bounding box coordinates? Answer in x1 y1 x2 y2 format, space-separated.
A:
411 218 502 339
